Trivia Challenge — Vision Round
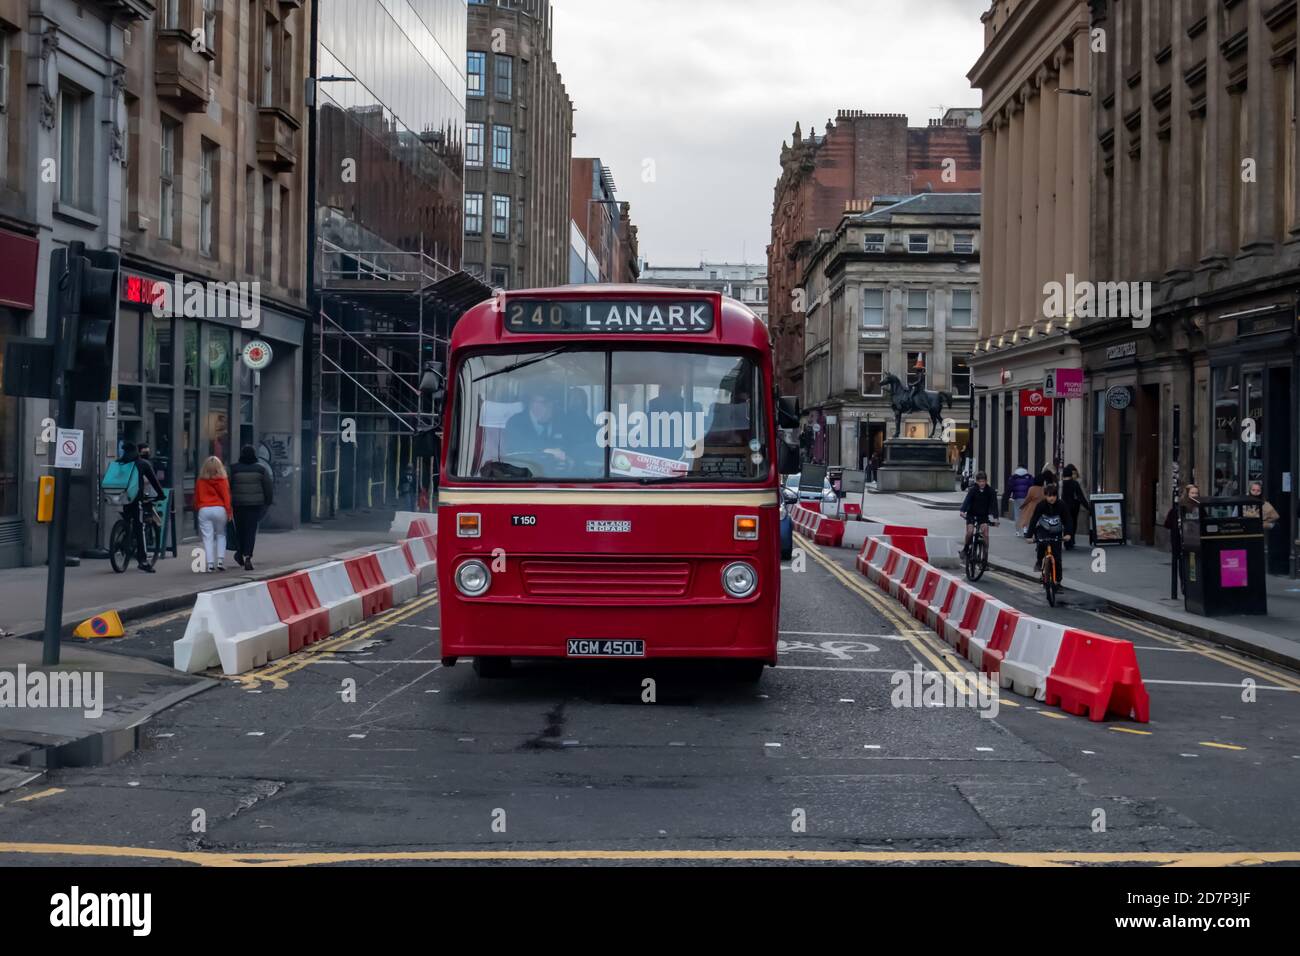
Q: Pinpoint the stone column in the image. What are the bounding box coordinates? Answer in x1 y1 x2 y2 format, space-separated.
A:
1243 0 1275 253
1005 101 1024 337
1036 64 1058 329
981 121 999 342
1019 82 1040 335
1053 49 1072 290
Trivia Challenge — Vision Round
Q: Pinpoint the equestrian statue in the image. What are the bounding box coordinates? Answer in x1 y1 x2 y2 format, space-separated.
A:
880 373 954 439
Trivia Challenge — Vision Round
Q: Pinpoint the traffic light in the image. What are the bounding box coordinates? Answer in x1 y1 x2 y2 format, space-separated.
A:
2 243 119 402
69 247 120 403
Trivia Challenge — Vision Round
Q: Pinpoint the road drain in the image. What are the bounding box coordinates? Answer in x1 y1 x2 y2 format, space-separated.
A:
15 725 142 770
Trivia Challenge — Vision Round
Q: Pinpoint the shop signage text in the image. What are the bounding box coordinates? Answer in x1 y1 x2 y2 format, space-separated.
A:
1106 342 1137 361
1044 368 1084 399
120 272 261 328
1019 389 1053 417
1106 385 1133 410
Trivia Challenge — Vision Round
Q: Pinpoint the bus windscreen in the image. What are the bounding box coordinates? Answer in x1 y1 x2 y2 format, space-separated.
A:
449 349 766 483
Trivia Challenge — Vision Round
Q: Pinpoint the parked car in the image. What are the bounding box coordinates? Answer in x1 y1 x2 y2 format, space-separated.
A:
784 472 836 503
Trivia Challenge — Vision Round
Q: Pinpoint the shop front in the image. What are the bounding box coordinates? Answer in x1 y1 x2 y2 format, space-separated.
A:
0 226 40 569
111 265 306 547
1205 304 1297 577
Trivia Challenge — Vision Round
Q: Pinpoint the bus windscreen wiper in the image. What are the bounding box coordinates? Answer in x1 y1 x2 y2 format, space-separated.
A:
471 347 571 383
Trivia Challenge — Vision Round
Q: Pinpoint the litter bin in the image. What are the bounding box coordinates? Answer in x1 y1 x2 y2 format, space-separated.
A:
1182 496 1268 616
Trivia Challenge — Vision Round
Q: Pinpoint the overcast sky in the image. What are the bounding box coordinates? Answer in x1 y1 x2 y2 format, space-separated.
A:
550 0 987 270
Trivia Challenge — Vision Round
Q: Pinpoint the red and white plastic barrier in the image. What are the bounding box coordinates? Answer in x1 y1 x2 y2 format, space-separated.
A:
792 503 846 547
856 535 1150 722
174 521 437 676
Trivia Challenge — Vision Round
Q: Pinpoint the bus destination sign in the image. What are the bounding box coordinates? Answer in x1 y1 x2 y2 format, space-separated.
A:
505 299 715 334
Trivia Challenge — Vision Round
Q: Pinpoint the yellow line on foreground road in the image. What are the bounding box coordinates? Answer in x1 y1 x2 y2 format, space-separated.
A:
0 842 1297 867
232 592 441 690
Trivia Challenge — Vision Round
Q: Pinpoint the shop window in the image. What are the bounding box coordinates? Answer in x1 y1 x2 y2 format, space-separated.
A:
119 313 141 383
145 314 173 384
208 326 233 390
1211 365 1240 496
207 395 231 463
1243 370 1264 491
183 320 199 387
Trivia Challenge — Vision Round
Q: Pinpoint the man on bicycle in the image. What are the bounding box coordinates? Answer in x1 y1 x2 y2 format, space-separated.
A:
1027 481 1072 576
117 441 165 573
960 471 999 557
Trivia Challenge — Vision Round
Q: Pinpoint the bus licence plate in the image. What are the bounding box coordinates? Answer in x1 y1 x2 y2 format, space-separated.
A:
566 639 645 658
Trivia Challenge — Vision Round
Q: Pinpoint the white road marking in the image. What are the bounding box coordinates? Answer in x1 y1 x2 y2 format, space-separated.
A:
425 689 440 694
781 630 908 640
1144 679 1297 692
863 745 882 750
153 733 174 739
839 698 855 703
1133 645 1197 652
355 665 443 719
348 734 367 739
976 747 994 752
764 742 781 748
246 732 265 737
1081 750 1096 755
396 624 439 631
778 665 910 674
1179 753 1199 758
669 742 686 747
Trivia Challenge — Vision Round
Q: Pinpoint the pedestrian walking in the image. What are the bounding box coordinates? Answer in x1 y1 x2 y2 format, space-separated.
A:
194 456 233 572
230 444 273 571
1017 468 1056 539
399 466 416 512
1245 481 1280 530
1004 466 1032 521
1059 464 1089 549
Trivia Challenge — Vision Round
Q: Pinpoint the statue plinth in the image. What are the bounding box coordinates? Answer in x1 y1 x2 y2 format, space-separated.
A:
875 438 958 493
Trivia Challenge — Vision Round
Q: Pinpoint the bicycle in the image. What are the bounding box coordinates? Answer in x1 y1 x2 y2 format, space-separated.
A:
963 518 995 582
1038 531 1063 607
109 499 163 573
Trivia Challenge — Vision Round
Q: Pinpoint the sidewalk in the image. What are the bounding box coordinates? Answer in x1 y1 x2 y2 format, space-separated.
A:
0 510 414 642
856 490 1300 669
0 639 216 792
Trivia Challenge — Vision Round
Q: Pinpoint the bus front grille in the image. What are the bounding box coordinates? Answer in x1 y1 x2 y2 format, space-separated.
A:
520 560 692 597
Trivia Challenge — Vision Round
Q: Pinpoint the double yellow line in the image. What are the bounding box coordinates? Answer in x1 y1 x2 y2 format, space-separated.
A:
796 534 969 684
232 591 440 690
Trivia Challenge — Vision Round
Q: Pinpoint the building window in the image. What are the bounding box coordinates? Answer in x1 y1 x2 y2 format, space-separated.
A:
262 176 273 278
950 289 974 328
862 289 885 328
492 125 512 169
494 55 513 99
279 185 290 288
951 355 971 397
862 353 884 396
906 290 929 328
160 119 178 242
864 232 886 252
0 32 9 180
162 0 181 29
466 123 484 166
199 139 218 257
492 194 511 238
202 0 218 60
244 167 256 273
464 193 483 234
58 85 93 211
491 267 509 290
467 51 485 96
953 232 975 254
907 351 927 387
908 233 930 254
261 15 275 107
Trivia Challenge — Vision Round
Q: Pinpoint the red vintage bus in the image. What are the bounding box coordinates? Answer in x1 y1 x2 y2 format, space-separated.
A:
436 285 797 680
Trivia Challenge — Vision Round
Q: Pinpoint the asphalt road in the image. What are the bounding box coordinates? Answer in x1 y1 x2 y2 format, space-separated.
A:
2 533 1298 865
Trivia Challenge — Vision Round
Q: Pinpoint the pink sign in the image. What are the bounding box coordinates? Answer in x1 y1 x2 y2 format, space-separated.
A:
1047 368 1085 399
1220 549 1248 588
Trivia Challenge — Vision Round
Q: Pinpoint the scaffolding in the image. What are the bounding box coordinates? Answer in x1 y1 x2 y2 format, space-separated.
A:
313 234 492 519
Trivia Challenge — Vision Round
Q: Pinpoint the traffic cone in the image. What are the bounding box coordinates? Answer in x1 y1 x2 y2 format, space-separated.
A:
73 610 124 639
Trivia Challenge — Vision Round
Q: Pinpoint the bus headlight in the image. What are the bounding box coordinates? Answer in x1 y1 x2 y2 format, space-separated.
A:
721 562 757 598
455 559 491 597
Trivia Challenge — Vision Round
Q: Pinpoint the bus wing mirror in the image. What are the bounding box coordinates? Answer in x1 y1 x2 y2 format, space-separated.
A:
778 441 800 476
777 395 800 429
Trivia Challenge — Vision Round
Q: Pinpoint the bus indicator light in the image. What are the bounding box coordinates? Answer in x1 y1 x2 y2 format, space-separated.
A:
457 513 481 538
734 515 759 540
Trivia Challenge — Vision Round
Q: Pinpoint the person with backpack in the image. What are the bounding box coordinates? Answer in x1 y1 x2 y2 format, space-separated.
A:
230 444 273 571
105 441 165 573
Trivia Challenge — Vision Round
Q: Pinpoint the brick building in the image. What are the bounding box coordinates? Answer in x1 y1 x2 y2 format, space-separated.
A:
767 108 981 395
569 158 639 285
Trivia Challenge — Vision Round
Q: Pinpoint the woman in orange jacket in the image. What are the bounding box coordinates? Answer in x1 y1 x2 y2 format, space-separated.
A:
195 456 234 572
